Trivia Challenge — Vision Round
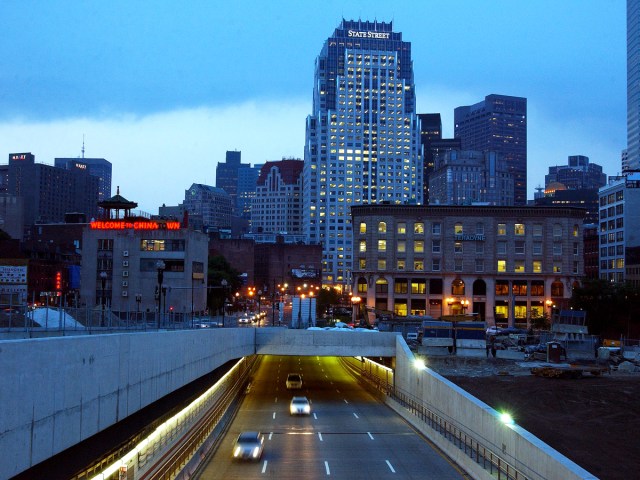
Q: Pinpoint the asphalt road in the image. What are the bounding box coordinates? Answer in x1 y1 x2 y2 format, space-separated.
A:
196 355 466 480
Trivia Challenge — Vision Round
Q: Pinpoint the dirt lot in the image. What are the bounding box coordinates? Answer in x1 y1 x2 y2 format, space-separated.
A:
427 357 640 480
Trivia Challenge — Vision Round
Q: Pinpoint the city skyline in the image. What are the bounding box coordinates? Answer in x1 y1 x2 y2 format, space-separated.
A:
1 1 626 212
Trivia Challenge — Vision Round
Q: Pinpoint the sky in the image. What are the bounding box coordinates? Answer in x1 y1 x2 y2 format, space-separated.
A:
0 0 627 213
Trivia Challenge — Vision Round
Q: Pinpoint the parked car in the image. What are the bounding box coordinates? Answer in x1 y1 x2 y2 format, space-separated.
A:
289 396 311 415
232 431 264 461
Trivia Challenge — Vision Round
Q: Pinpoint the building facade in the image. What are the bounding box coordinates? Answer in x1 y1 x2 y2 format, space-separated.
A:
7 152 100 226
428 150 514 206
454 94 527 206
544 155 606 190
183 184 232 231
81 219 208 316
55 157 112 205
598 175 640 283
251 160 304 235
303 19 423 287
628 0 640 172
351 204 584 327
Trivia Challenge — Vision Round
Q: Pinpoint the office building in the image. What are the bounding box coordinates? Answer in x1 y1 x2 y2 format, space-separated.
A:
428 150 513 206
216 150 261 221
628 0 640 171
418 113 461 203
183 184 232 231
55 157 112 204
454 94 527 205
303 19 423 287
251 159 304 236
545 155 606 190
6 152 100 227
351 204 584 327
598 174 640 283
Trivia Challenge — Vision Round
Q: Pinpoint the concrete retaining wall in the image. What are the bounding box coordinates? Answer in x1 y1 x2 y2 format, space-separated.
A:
393 337 598 480
0 328 254 479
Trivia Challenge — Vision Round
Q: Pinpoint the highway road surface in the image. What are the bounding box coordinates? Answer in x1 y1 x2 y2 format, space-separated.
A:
196 355 466 480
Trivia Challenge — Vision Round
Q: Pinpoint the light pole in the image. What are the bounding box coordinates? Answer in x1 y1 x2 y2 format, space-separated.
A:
156 260 165 328
135 293 142 323
257 290 262 326
308 291 314 327
299 293 305 329
221 279 228 327
100 271 107 327
351 296 361 327
446 297 454 316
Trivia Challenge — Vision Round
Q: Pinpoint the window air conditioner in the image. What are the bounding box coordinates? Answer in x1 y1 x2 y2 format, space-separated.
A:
122 281 128 287
123 260 129 267
122 271 129 277
122 291 128 297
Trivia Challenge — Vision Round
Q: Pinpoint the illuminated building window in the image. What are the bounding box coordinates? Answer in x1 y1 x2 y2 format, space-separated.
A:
514 223 525 235
497 260 506 272
532 260 542 273
359 222 366 234
497 223 506 236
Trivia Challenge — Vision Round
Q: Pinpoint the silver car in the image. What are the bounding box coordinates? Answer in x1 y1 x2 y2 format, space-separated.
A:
289 396 311 415
286 373 303 389
232 431 264 461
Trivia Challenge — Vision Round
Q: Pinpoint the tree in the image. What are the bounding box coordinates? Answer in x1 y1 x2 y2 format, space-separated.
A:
207 255 242 313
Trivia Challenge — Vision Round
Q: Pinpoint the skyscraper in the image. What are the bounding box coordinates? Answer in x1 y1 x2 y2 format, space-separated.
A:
303 19 423 286
55 157 112 204
627 0 640 172
454 94 527 205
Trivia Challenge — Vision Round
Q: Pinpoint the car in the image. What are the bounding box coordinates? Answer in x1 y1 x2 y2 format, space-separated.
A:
286 373 303 389
238 314 252 324
232 431 264 461
289 396 311 415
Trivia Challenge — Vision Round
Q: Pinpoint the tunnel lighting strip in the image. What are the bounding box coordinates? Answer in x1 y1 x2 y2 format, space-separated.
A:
89 357 246 480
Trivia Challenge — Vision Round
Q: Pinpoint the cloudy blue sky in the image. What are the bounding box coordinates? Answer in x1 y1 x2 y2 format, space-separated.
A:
1 0 626 212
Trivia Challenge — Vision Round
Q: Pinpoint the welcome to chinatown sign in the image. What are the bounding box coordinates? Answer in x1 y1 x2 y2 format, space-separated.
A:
90 220 181 230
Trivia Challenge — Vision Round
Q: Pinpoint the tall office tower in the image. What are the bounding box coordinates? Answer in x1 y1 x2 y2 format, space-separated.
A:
216 150 242 212
55 157 112 203
252 159 304 235
303 20 423 286
454 94 527 205
628 0 640 171
418 113 461 203
7 152 100 225
236 163 263 221
183 184 232 230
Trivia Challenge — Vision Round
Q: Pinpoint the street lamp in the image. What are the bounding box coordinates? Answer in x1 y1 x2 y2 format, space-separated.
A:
308 291 314 327
135 293 142 324
351 296 361 326
221 279 228 327
461 299 470 315
100 271 107 327
299 293 305 328
257 290 262 326
156 260 165 328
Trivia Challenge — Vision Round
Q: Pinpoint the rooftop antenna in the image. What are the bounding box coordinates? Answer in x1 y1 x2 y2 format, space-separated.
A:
81 135 85 159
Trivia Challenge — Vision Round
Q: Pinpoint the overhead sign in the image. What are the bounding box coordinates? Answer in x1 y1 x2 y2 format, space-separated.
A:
90 221 181 230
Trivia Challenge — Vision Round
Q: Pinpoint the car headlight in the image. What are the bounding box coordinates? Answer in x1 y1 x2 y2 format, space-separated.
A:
234 446 241 457
304 405 310 413
252 446 260 458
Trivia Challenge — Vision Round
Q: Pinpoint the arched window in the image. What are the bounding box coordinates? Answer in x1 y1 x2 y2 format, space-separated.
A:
472 279 486 296
452 278 465 295
357 277 368 293
375 278 388 294
378 222 387 234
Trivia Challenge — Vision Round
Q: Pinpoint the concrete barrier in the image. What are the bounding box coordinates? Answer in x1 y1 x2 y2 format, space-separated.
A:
0 328 254 479
393 337 598 480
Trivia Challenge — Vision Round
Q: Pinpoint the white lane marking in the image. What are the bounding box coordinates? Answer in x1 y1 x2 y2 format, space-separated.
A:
275 397 278 403
273 412 276 419
353 413 359 419
367 432 374 440
262 460 268 473
313 413 318 419
385 460 396 473
269 432 273 440
318 432 323 441
325 461 331 475
343 399 349 404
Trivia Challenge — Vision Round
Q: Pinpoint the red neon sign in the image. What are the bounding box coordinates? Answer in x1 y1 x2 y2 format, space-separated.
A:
90 221 181 230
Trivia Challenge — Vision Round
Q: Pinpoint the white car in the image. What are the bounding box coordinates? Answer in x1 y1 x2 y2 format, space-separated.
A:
238 314 252 324
286 373 303 390
289 396 311 415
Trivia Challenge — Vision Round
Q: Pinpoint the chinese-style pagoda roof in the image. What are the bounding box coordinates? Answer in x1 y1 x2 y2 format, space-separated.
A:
98 186 138 218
